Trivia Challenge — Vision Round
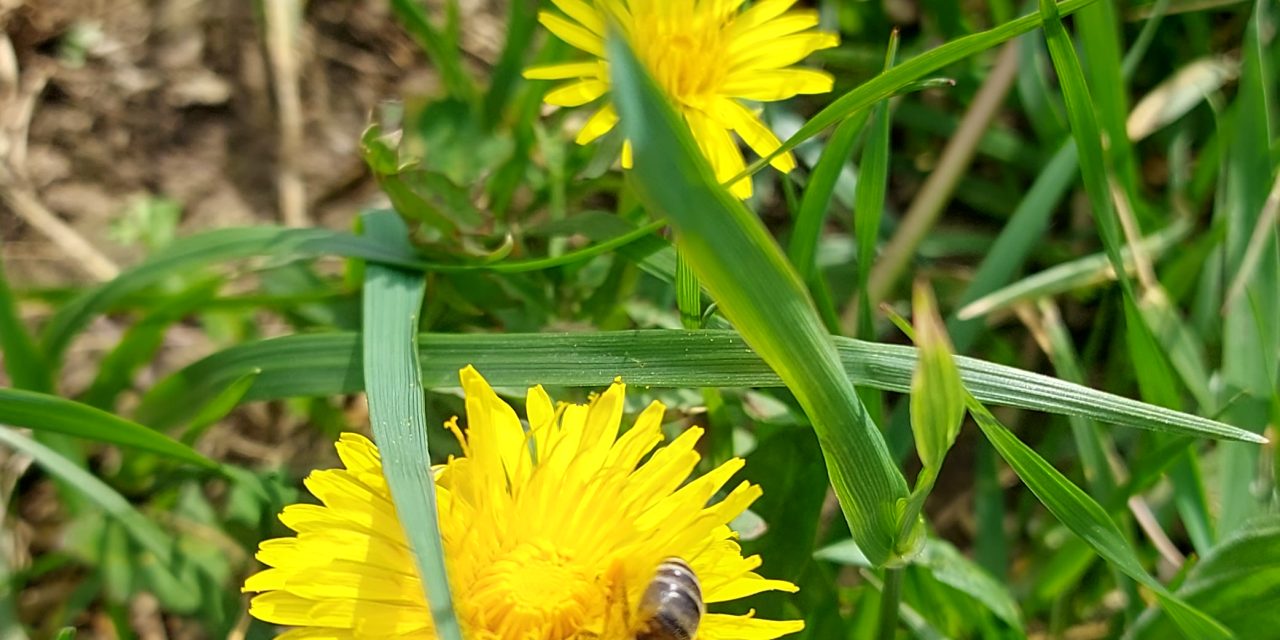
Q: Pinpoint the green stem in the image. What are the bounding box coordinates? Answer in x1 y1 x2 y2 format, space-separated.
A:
877 568 904 640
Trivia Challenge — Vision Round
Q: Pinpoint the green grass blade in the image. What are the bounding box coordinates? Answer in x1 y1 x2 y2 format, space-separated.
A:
0 389 216 469
1037 0 1135 302
0 427 176 563
179 370 261 445
134 330 1263 445
788 111 869 284
957 220 1190 320
607 30 910 564
388 0 476 103
917 538 1024 633
1218 0 1278 536
1074 0 1143 214
436 219 669 274
909 283 965 473
481 0 537 126
81 279 222 411
816 535 1025 632
1040 0 1187 410
40 221 666 365
967 398 1234 640
40 226 422 363
1139 292 1216 411
1015 32 1068 143
0 252 52 393
788 33 896 289
851 39 897 337
359 211 461 640
1037 301 1118 499
948 141 1078 350
732 0 1102 180
675 251 701 330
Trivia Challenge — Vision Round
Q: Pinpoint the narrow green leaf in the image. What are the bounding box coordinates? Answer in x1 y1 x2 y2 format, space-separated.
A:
0 389 216 469
1139 290 1216 411
40 225 421 363
733 0 1102 180
1038 0 1136 302
180 370 261 445
816 536 1024 632
135 330 1265 443
1218 0 1278 536
969 398 1234 639
1074 0 1143 214
607 29 910 564
1015 31 1068 143
81 278 222 410
789 110 870 283
1037 300 1118 499
359 211 461 640
0 427 175 563
481 0 538 127
957 220 1190 320
853 36 899 337
1040 0 1187 414
948 141 1078 349
0 252 52 393
675 250 701 330
40 221 666 366
814 539 872 568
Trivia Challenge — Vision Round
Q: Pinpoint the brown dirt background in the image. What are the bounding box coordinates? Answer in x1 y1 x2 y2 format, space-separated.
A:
1 0 505 287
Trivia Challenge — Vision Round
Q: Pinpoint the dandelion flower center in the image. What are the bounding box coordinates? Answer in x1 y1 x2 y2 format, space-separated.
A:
469 542 595 635
633 11 730 105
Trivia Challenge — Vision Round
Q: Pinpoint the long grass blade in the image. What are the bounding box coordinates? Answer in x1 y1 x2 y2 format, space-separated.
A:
967 399 1234 639
40 221 666 365
949 142 1078 349
1217 0 1278 536
388 0 476 102
730 0 1102 181
359 212 461 639
0 389 216 469
133 330 1264 443
851 35 899 337
608 29 912 564
1037 0 1135 301
0 427 176 562
957 220 1190 320
788 110 869 284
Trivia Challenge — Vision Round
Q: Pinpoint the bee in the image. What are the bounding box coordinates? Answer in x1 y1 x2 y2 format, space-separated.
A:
635 557 704 640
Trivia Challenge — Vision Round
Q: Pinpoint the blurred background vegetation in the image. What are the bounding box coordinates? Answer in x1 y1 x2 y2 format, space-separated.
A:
0 0 1277 638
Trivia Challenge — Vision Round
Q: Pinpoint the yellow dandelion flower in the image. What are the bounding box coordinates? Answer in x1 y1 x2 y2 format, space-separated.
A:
525 0 839 199
243 366 805 639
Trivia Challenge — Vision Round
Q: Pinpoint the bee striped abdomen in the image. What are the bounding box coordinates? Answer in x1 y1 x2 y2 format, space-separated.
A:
636 557 704 640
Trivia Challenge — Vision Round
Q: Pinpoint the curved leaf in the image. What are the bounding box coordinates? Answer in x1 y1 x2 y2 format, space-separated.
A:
0 389 217 469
